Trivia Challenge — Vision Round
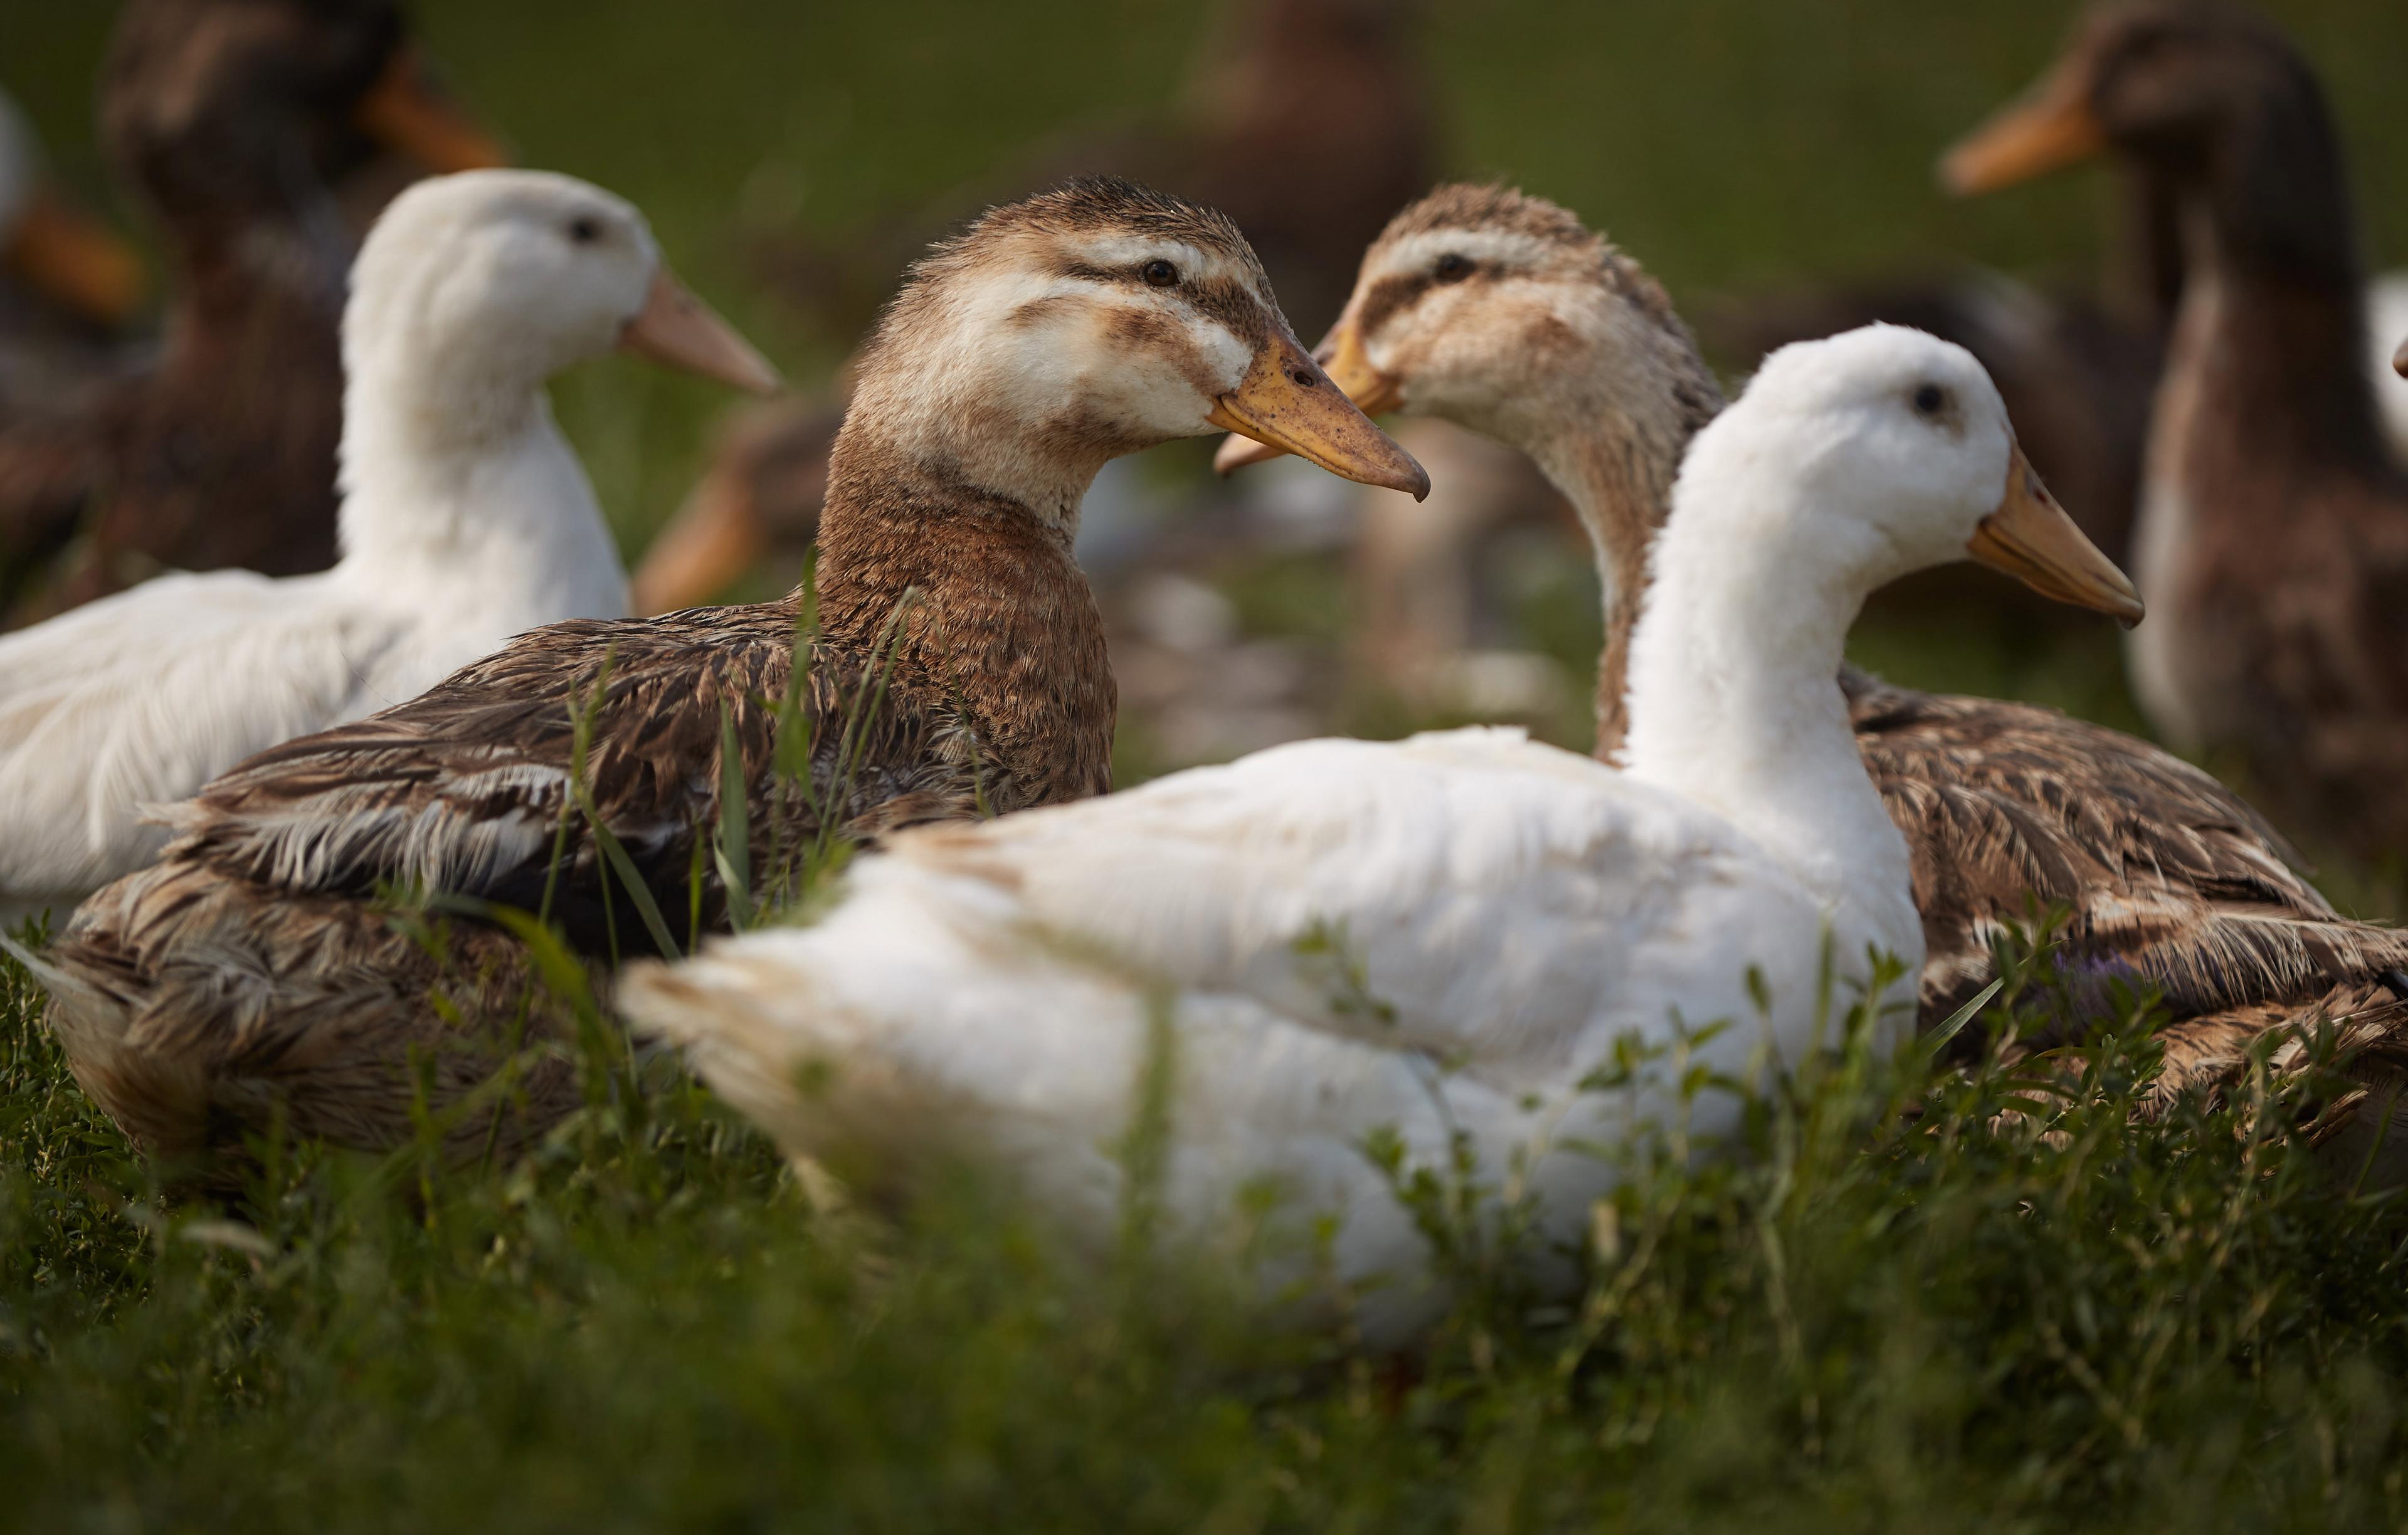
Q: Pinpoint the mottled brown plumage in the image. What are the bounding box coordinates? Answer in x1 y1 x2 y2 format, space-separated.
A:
33 176 1412 1170
0 0 496 626
1281 184 2408 1153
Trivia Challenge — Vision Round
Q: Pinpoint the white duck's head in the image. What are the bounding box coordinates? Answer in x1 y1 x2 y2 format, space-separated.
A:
1665 324 2144 629
1622 325 2141 900
342 168 778 452
842 176 1428 525
0 90 148 327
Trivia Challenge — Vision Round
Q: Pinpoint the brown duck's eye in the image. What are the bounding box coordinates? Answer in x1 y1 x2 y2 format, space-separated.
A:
567 216 603 245
1912 382 1949 417
1434 253 1474 283
1141 258 1179 288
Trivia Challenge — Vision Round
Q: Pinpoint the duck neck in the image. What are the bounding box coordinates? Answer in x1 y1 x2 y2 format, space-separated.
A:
2149 77 2395 499
332 353 623 619
1619 473 1907 911
1501 329 1723 761
811 416 1116 801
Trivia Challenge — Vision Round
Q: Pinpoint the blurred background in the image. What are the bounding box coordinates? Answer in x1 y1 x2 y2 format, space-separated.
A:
9 0 2408 879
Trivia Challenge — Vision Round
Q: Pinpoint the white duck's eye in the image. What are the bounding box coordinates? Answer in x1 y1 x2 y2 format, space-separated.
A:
1911 382 1950 417
1140 258 1180 288
1433 253 1474 283
567 216 604 246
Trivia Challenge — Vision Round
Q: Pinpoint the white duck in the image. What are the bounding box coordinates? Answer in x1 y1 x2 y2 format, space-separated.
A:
622 326 2141 1338
0 168 778 923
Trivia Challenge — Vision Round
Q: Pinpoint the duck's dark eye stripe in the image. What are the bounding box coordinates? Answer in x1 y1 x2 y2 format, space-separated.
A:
1434 252 1474 282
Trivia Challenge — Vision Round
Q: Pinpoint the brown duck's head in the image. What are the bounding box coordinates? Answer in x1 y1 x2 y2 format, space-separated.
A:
1217 184 1719 482
1942 1 2331 196
841 176 1427 512
102 0 502 240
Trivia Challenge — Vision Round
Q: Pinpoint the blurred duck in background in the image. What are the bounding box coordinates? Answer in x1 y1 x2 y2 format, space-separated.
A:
1220 186 2408 1168
1708 2 2408 571
1950 0 2408 860
0 0 504 627
621 329 2140 1336
0 90 148 426
15 179 1426 1171
635 0 1573 766
0 169 776 925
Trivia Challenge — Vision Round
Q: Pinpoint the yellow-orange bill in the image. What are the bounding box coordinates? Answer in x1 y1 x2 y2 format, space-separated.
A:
1967 443 2144 626
631 476 766 614
1213 316 1402 477
354 46 509 172
1205 328 1427 498
1940 63 2106 196
4 188 147 324
621 270 783 396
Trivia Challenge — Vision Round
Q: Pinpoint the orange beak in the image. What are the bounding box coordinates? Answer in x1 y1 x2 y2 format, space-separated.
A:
1967 442 2144 626
1940 57 2108 195
4 187 147 325
354 45 509 172
1213 312 1402 477
620 270 783 396
631 473 769 615
1204 325 1426 498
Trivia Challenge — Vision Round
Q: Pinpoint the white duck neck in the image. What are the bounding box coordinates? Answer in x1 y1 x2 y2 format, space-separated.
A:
1521 383 1715 756
1617 465 1909 909
330 346 625 620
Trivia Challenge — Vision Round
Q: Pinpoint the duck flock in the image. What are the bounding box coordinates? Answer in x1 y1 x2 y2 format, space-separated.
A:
3 0 2407 1337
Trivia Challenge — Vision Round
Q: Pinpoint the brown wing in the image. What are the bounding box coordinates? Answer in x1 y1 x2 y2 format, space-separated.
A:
149 598 976 956
1844 667 2408 1044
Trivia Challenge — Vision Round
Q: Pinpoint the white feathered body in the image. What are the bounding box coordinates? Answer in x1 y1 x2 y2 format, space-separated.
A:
620 327 2046 1341
630 727 1921 1337
0 171 665 919
0 415 624 917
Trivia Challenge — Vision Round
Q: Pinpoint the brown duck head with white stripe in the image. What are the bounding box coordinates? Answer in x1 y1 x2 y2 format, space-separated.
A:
1218 184 1721 744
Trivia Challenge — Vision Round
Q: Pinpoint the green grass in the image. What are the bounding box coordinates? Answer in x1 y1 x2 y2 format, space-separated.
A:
11 3 2408 1525
9 921 2408 1531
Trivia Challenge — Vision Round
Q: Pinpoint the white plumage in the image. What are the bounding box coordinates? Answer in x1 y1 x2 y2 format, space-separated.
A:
0 168 776 921
620 326 2138 1339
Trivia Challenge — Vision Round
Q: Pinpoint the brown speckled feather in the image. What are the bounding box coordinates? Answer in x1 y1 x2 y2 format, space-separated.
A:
1842 668 2408 1041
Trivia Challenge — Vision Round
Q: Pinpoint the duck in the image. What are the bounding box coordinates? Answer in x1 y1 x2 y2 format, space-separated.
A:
1943 0 2408 857
0 168 778 926
0 89 149 424
620 325 2143 1338
15 177 1428 1170
635 0 1435 616
1215 185 2408 1104
1712 2 2408 572
0 0 505 626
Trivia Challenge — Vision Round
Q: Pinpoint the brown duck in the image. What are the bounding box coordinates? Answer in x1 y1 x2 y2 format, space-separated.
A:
0 0 503 626
20 178 1428 1171
1948 0 2408 859
633 0 1435 615
1218 185 2408 1169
